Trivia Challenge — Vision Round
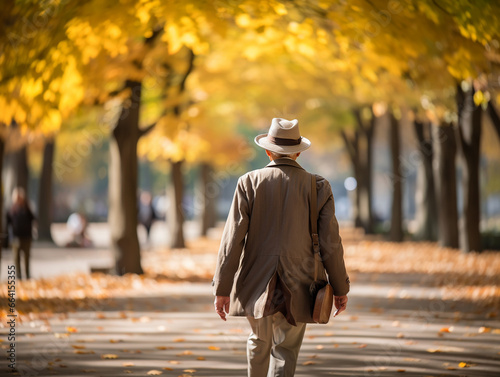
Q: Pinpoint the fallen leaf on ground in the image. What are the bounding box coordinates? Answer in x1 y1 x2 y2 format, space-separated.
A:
66 326 78 333
427 349 442 353
101 354 119 359
147 370 163 375
439 326 453 333
478 327 491 333
208 346 220 351
197 356 206 360
302 361 315 366
123 362 134 367
459 362 476 368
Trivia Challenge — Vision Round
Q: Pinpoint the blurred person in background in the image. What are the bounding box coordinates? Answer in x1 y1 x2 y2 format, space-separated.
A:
66 211 93 247
138 191 158 241
7 187 37 280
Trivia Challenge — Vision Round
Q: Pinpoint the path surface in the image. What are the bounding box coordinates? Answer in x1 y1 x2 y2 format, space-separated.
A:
1 224 500 376
2 272 500 376
0 221 202 282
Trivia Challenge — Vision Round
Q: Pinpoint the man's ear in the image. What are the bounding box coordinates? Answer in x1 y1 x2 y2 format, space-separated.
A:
265 150 272 157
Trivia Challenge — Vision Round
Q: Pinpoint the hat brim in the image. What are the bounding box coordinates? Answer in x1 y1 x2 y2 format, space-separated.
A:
254 134 311 154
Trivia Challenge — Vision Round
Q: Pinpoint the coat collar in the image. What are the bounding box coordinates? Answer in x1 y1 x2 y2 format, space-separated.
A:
265 157 305 170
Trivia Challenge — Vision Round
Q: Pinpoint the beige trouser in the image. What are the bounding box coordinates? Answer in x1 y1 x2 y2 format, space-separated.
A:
247 312 307 377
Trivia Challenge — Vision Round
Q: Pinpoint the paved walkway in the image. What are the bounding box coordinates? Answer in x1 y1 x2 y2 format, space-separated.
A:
0 221 203 282
2 272 500 376
1 224 500 376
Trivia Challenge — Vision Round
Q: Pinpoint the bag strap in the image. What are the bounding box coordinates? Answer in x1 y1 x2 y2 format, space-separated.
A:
310 174 322 282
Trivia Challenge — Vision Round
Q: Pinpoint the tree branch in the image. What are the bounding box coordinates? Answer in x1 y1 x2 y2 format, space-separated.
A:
413 120 425 144
340 129 357 163
430 0 452 16
179 48 195 93
138 121 157 138
487 100 500 142
173 48 195 117
145 25 164 46
455 83 471 154
352 108 367 135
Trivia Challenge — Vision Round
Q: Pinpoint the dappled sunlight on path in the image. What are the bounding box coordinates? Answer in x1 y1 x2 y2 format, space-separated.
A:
1 228 500 376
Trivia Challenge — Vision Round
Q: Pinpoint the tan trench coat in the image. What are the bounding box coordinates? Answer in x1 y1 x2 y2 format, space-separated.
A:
213 158 350 324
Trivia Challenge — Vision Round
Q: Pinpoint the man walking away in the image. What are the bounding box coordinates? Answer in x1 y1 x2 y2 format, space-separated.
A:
213 118 350 376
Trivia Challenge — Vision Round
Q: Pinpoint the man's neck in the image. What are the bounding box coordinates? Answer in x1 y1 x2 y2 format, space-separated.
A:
270 156 297 161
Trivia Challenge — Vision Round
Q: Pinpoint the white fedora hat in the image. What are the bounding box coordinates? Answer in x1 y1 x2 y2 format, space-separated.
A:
254 118 311 154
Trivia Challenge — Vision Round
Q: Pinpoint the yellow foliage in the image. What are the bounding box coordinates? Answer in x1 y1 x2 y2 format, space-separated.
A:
473 90 485 106
2 0 499 156
236 13 252 28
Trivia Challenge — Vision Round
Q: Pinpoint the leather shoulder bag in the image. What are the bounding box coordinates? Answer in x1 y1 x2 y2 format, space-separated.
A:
309 174 334 324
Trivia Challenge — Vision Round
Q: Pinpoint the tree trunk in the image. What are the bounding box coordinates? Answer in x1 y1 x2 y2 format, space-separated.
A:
4 145 29 206
199 163 217 237
353 109 375 234
0 138 4 273
413 121 438 241
432 122 459 248
486 101 500 142
168 159 185 248
341 108 376 232
109 79 143 275
340 130 363 228
37 138 55 242
456 84 482 252
389 112 403 242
